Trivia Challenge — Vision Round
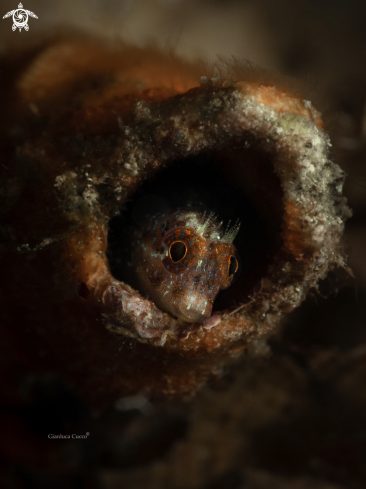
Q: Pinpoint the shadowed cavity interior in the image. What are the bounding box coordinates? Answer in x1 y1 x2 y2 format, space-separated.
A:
107 139 284 315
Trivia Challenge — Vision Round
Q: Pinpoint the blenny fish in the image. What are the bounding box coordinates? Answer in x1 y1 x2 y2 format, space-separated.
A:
130 199 241 323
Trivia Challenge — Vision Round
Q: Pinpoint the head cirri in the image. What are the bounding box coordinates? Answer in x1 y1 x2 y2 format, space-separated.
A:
131 207 241 323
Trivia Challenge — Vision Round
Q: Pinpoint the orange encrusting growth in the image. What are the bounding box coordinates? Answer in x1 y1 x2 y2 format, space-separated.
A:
239 83 324 129
282 200 308 260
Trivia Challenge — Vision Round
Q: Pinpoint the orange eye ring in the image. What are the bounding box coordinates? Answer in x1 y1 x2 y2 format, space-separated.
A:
169 241 188 263
228 255 239 277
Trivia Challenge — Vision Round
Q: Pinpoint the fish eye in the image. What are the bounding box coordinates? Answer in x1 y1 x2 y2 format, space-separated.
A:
169 241 187 263
228 255 239 277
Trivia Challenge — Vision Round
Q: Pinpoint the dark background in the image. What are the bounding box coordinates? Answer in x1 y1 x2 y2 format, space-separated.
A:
1 1 366 488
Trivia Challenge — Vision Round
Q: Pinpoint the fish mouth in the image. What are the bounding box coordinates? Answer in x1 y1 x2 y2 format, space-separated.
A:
174 296 214 324
176 308 210 324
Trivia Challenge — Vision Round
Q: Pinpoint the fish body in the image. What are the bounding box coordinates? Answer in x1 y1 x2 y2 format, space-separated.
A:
131 206 240 322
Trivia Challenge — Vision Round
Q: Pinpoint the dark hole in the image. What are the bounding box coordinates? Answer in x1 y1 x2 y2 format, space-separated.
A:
228 256 238 276
170 241 186 262
107 141 284 313
76 281 91 299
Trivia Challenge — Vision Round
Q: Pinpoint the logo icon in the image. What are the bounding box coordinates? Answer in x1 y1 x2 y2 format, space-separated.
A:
3 3 38 31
